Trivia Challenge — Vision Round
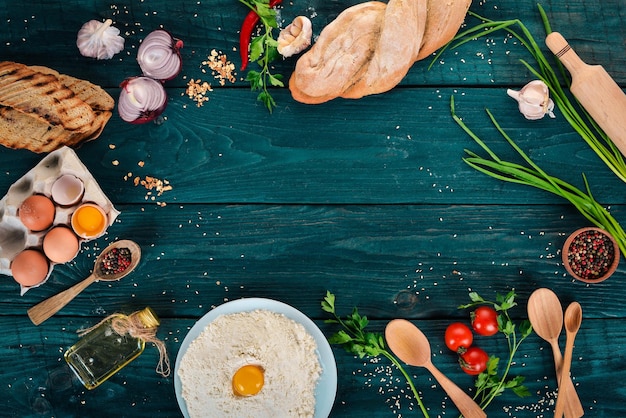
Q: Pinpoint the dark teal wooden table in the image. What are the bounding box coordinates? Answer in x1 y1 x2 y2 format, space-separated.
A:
1 0 625 417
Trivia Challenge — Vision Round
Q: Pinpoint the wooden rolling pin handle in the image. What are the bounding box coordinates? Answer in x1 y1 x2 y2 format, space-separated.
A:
545 32 589 78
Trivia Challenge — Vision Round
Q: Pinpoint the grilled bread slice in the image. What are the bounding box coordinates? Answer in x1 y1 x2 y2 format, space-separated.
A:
0 104 73 153
0 62 96 132
0 62 113 153
29 65 114 147
29 65 114 112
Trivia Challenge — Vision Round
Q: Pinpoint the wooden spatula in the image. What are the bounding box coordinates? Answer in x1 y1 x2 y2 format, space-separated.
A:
546 32 626 157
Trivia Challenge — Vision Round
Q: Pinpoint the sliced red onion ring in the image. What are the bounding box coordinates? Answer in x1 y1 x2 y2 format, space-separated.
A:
137 29 183 81
118 76 168 124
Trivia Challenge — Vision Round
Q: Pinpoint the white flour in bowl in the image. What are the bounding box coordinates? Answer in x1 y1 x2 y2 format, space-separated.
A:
178 309 322 418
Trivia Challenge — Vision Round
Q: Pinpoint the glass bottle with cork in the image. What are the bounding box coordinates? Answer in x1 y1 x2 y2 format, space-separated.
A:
64 307 170 389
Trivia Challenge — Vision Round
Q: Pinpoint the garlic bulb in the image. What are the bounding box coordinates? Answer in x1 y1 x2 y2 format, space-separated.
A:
77 19 125 60
507 80 556 120
277 16 313 58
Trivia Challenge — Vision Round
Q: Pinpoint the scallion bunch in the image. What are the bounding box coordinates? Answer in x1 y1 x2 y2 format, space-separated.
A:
435 5 626 182
451 96 626 254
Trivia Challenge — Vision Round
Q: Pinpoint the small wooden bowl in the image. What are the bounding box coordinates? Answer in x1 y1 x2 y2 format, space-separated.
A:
562 227 620 283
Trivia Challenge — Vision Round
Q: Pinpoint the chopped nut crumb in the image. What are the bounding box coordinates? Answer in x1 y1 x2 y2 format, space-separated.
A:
138 175 172 196
202 49 236 86
185 78 212 107
112 160 119 166
183 50 236 107
125 174 173 206
138 161 145 167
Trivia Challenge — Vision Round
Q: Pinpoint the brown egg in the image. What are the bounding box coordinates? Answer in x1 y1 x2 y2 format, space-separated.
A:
11 249 49 287
43 226 80 263
19 195 55 231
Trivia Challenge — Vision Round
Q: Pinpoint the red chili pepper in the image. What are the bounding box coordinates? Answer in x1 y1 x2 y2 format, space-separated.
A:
239 0 282 71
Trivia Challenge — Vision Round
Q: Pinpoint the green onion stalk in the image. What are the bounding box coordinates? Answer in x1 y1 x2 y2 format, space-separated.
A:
434 5 626 183
451 95 626 254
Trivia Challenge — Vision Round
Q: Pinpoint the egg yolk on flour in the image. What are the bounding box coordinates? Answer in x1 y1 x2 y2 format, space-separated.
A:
232 365 264 396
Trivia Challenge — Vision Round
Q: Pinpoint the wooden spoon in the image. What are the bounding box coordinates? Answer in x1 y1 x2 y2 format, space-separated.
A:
28 240 141 326
554 302 583 418
385 319 486 418
527 288 584 417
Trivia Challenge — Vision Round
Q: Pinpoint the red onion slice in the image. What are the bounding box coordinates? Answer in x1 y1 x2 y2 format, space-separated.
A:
137 29 183 81
118 77 168 124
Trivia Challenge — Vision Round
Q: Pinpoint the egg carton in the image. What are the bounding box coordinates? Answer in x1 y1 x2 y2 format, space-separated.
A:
0 146 120 295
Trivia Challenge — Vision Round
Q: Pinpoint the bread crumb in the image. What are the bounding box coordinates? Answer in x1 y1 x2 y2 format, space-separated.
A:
112 160 119 166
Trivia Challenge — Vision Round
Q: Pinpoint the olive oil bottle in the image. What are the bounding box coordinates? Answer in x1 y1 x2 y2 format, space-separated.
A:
64 307 161 390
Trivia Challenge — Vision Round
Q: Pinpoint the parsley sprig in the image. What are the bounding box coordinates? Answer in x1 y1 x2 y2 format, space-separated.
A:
239 0 284 112
459 290 533 410
321 291 430 418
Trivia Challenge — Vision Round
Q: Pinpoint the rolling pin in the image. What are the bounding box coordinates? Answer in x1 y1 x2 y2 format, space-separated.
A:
546 32 626 157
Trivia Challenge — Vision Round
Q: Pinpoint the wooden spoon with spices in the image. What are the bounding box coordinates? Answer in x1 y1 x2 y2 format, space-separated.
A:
28 240 141 326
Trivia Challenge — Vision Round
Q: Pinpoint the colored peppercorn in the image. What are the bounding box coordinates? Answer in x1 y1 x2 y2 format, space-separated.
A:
566 229 615 281
99 247 132 275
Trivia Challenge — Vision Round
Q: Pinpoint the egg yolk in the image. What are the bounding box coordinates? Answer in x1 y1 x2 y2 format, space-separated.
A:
74 205 105 234
232 365 264 397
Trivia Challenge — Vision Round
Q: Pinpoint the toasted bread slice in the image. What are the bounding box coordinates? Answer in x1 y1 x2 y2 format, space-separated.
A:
28 65 113 147
0 104 73 153
29 65 114 112
0 61 95 132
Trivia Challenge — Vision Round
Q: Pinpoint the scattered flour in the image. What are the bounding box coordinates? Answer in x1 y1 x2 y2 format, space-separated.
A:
178 309 322 418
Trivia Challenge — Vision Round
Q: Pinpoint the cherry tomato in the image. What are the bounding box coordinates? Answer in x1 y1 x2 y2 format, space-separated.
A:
459 346 489 375
444 322 473 352
471 306 499 336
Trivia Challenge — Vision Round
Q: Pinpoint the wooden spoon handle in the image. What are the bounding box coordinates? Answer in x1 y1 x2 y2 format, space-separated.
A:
426 363 486 418
27 274 97 326
550 341 583 417
556 374 584 418
555 337 583 418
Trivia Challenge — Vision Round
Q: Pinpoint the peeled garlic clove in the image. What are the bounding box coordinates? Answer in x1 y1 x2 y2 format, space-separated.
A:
507 80 556 120
77 19 125 60
277 16 313 58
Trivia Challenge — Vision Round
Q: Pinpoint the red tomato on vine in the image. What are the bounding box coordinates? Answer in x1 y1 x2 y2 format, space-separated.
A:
471 306 499 336
459 346 489 375
444 322 473 352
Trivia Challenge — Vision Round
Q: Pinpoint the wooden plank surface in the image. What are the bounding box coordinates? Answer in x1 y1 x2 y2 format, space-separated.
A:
0 0 625 416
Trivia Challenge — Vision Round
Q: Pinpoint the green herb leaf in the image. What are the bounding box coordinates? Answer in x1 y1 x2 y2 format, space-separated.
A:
249 35 265 62
239 0 284 113
328 330 352 345
321 292 430 418
321 291 336 313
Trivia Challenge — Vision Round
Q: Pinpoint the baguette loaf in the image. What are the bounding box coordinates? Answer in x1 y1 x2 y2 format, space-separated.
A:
289 0 472 104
